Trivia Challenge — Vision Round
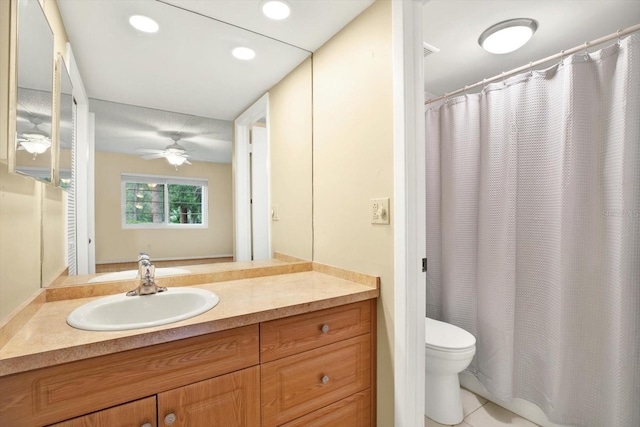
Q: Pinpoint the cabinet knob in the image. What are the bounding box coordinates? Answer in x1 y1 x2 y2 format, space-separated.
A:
164 413 177 425
321 324 330 333
141 424 152 427
322 375 330 384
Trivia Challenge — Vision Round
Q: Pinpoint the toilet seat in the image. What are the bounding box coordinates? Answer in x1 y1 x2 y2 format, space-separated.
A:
425 317 476 352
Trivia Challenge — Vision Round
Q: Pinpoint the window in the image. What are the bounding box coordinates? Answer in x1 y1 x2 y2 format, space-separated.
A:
121 174 207 228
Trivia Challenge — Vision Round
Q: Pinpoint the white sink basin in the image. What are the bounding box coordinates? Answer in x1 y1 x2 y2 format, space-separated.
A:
67 287 219 331
88 267 191 283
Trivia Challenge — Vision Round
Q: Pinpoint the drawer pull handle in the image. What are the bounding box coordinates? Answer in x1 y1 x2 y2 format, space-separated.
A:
322 375 330 384
164 413 177 425
321 324 330 333
141 424 152 427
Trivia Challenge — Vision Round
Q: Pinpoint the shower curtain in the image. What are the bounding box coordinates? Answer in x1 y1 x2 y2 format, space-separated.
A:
425 34 639 427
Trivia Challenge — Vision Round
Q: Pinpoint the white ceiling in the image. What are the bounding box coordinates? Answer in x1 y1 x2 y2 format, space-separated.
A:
423 1 640 96
90 99 232 163
57 0 374 163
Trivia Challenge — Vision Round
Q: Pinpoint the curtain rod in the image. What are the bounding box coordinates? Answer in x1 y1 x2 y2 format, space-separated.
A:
425 23 640 105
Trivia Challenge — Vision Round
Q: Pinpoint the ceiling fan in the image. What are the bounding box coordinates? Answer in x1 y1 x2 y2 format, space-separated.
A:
136 134 193 167
17 116 52 158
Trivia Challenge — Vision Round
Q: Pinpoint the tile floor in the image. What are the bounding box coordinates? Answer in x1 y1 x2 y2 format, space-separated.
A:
425 388 540 427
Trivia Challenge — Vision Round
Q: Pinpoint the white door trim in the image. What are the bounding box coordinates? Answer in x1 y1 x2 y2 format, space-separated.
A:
393 0 427 425
234 93 269 261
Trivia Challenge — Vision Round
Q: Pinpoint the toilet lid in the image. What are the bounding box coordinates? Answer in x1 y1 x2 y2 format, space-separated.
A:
425 317 476 351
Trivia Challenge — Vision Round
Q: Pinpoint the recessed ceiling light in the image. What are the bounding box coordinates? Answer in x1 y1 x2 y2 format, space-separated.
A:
232 47 256 60
129 15 159 33
262 0 291 20
478 18 537 54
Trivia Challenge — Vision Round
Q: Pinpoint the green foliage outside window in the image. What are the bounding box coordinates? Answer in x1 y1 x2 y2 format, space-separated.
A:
124 181 203 225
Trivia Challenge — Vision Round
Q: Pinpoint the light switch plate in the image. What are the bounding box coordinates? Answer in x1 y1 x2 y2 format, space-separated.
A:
271 205 279 221
371 198 390 224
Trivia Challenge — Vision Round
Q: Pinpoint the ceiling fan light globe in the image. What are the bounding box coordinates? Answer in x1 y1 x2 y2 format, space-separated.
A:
166 153 187 166
20 139 51 154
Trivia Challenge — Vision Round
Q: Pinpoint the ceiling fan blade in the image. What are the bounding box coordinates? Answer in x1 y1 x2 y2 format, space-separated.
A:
141 153 167 160
135 147 164 154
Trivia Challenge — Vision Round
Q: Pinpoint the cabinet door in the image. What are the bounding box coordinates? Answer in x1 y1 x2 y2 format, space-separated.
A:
157 366 260 427
49 396 156 427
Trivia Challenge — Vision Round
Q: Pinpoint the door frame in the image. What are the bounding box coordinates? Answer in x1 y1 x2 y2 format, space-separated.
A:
392 0 427 425
233 93 270 262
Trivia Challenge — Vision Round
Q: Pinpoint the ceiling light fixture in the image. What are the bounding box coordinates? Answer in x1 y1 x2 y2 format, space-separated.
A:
478 18 538 54
232 47 256 60
19 119 51 157
166 152 187 167
129 15 159 33
262 0 291 20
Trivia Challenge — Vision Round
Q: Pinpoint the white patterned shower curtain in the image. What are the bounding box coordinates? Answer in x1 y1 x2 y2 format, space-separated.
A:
425 34 639 427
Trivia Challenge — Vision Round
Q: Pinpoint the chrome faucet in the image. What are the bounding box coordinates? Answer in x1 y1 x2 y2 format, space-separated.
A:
126 253 167 296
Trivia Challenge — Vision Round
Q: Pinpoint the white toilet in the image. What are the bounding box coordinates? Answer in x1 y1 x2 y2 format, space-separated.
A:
425 317 476 425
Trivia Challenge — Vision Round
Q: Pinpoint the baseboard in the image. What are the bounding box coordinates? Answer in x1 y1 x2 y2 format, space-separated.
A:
96 254 234 264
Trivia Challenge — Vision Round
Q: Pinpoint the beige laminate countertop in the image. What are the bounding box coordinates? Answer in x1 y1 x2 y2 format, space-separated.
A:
0 269 379 377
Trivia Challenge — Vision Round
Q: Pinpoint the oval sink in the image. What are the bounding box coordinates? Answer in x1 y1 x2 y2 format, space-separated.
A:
88 267 191 283
67 287 219 331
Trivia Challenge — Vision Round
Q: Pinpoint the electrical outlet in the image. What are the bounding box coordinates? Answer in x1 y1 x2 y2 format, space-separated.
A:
371 198 390 224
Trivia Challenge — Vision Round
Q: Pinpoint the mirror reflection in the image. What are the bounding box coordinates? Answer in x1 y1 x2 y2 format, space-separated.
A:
58 55 73 189
55 0 314 280
13 0 54 183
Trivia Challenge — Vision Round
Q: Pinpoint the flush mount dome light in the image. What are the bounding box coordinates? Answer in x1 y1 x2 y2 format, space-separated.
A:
129 15 159 33
232 46 256 60
262 0 291 20
479 18 537 54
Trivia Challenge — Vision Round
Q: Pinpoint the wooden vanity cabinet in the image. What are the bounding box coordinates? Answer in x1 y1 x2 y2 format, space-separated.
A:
0 299 376 427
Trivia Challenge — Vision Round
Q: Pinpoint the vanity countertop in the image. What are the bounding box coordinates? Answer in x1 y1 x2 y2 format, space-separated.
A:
0 266 379 377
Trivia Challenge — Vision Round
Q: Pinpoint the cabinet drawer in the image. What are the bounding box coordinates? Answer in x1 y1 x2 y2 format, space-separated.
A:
49 396 157 427
280 390 371 427
261 334 370 427
260 300 371 362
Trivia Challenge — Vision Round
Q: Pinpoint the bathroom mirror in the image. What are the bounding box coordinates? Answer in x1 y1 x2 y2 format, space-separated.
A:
8 0 55 184
56 54 74 190
51 0 314 279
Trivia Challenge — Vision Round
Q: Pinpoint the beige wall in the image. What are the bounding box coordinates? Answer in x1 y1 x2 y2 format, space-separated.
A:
312 0 395 424
0 0 68 319
0 165 42 319
94 152 233 263
269 57 313 261
41 185 66 285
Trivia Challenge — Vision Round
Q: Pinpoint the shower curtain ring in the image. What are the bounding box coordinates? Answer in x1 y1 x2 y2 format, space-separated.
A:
559 50 565 65
529 62 534 76
501 72 506 86
617 29 622 45
583 42 590 60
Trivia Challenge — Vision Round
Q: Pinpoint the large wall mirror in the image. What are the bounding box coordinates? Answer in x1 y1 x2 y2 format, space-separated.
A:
8 0 54 183
57 54 74 190
53 0 314 281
